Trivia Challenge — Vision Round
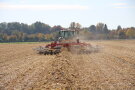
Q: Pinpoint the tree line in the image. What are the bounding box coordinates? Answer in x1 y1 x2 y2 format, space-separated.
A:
0 21 135 42
86 23 135 40
0 22 63 42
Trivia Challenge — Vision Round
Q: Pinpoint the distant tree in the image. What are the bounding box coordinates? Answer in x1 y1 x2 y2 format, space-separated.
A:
51 25 63 32
69 22 76 29
108 30 118 39
69 22 81 30
96 23 104 33
45 34 53 41
11 30 24 41
118 30 126 39
103 24 109 33
30 21 51 34
89 25 96 33
117 25 122 31
27 34 36 41
20 23 29 34
7 22 21 33
9 35 17 41
126 28 135 39
2 33 8 41
0 22 7 32
76 23 81 29
36 33 45 41
0 33 3 42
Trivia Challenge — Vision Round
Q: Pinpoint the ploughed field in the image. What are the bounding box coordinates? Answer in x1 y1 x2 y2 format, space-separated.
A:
0 40 135 90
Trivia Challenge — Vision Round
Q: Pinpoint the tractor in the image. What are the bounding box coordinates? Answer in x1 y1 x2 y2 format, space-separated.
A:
34 29 99 55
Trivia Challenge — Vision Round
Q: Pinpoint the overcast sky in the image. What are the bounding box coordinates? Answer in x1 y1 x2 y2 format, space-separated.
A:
0 0 135 29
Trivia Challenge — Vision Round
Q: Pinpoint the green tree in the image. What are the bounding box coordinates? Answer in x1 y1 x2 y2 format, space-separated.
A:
117 25 122 31
0 22 7 32
103 24 109 33
30 21 51 34
89 25 96 33
51 25 63 32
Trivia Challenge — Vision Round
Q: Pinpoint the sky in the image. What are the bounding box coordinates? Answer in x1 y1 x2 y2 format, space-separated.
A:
0 0 135 29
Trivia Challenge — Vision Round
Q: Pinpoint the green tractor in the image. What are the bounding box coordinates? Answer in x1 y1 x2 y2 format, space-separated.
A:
58 29 79 40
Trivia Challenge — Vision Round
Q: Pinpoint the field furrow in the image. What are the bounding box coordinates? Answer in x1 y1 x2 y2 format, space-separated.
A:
0 40 135 89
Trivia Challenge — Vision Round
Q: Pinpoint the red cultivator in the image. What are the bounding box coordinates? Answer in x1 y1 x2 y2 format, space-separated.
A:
35 39 99 55
34 29 100 55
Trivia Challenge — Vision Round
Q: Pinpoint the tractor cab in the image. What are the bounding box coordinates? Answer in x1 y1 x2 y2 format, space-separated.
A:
58 29 79 40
